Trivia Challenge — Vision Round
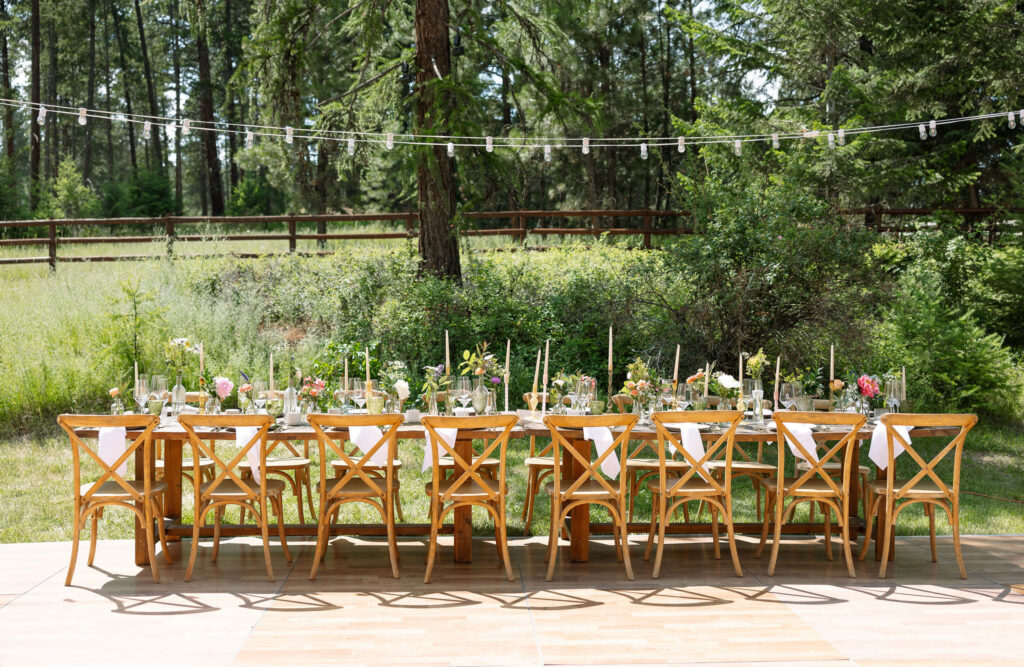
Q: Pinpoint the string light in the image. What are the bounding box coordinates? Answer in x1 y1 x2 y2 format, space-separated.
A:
928 120 937 137
582 137 590 154
285 126 294 144
1009 112 1018 130
347 138 355 155
77 108 87 125
245 128 254 148
36 106 46 124
113 112 125 122
838 129 846 145
447 141 454 157
182 118 190 135
804 130 819 139
734 140 742 156
1019 110 1024 125
828 132 835 149
771 133 779 149
677 136 685 153
485 136 493 152
544 144 551 162
918 124 927 140
640 143 647 159
143 121 152 139
385 133 394 149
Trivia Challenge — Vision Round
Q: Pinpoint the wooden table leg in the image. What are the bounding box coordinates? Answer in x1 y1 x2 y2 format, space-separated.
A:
453 439 474 563
568 438 591 563
164 438 182 540
874 466 895 561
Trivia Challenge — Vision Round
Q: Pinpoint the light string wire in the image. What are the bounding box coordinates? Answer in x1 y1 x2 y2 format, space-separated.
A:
1 97 1020 151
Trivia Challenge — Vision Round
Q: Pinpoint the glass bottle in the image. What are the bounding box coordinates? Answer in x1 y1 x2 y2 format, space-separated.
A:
171 371 187 417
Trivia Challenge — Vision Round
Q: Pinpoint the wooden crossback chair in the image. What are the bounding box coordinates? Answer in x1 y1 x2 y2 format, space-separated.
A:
646 411 744 578
57 414 171 585
308 413 403 579
155 392 215 488
422 415 518 584
521 392 555 534
178 414 292 581
609 394 678 525
543 414 637 582
859 413 978 579
756 410 867 577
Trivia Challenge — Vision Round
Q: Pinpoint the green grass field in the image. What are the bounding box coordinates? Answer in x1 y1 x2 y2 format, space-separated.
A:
1 234 1022 543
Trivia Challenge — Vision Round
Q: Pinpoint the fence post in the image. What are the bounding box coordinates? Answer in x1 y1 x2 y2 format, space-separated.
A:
48 223 57 271
288 219 297 252
519 213 526 243
317 219 326 249
642 213 652 249
165 219 175 259
406 213 416 237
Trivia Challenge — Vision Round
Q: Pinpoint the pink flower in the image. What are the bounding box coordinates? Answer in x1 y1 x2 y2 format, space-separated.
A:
214 377 234 400
856 374 879 398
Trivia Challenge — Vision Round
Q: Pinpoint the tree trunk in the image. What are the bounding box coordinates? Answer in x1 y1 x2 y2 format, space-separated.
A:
196 31 225 215
172 0 182 211
133 0 163 170
104 11 113 181
0 0 14 163
83 0 97 183
45 17 56 181
29 0 40 209
112 6 137 173
414 0 461 280
223 0 238 195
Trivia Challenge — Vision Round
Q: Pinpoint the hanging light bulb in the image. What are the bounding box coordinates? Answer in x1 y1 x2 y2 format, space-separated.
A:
486 136 493 152
918 124 927 140
838 129 846 145
36 106 47 124
771 133 779 149
386 133 394 149
447 142 454 157
143 121 152 139
182 118 191 135
544 144 551 162
804 129 819 139
1008 112 1017 130
347 138 355 155
582 137 590 155
1019 110 1024 125
245 128 254 148
640 143 647 159
77 108 87 126
677 136 685 153
285 126 294 144
113 112 125 123
734 140 742 156
928 120 936 137
828 132 835 149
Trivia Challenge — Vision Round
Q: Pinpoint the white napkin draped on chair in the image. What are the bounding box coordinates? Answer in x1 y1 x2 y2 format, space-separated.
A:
97 426 128 476
423 427 458 472
780 422 819 463
663 423 706 472
582 426 620 478
236 426 261 484
868 422 913 470
349 425 388 466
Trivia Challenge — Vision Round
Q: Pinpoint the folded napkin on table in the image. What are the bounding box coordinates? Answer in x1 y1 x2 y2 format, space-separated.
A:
349 425 388 466
663 422 706 471
98 427 128 477
868 422 913 470
236 426 261 484
582 426 620 478
780 422 818 463
423 427 458 472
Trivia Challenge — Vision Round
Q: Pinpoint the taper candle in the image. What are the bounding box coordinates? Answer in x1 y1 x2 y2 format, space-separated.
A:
673 344 680 387
134 361 138 386
901 366 906 402
343 357 348 391
608 326 613 370
542 339 550 415
774 355 780 408
365 348 370 382
199 343 204 375
830 344 835 382
704 362 710 397
532 347 541 393
445 330 450 375
504 339 511 413
269 353 274 394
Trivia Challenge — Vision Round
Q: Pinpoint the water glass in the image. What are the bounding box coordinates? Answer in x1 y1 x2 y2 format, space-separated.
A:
134 374 149 414
253 380 268 413
455 377 472 409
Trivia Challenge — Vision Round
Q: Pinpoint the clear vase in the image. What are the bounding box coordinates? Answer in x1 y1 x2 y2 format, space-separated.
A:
471 379 488 414
110 397 124 415
717 396 731 411
198 391 209 415
171 372 187 417
427 392 439 416
205 397 221 415
282 378 299 415
487 389 497 415
752 389 765 425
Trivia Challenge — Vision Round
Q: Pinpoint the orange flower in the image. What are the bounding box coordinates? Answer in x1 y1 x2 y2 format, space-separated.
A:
829 379 845 392
685 371 704 385
108 388 119 397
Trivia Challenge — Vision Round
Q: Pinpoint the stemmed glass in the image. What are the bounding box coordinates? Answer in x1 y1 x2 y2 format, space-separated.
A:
253 380 268 413
575 378 592 413
660 379 675 411
675 384 691 411
779 382 798 410
885 379 902 413
455 377 472 410
351 378 367 412
147 375 168 418
335 382 351 413
134 374 149 414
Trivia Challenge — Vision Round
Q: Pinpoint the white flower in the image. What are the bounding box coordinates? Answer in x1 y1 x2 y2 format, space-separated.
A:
717 373 741 390
171 337 189 347
626 371 633 380
394 380 410 401
554 379 565 387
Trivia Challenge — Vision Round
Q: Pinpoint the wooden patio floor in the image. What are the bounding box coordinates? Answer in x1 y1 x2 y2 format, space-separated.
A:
1 533 1023 665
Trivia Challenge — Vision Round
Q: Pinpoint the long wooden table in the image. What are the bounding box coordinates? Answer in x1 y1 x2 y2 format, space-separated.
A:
78 416 958 568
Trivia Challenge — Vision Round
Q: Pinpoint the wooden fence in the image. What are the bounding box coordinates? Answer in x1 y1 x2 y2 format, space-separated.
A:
0 207 1020 268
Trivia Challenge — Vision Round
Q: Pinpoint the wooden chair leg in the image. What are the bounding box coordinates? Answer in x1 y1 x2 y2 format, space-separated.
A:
258 501 274 582
767 496 785 576
211 506 223 562
710 504 721 560
151 496 172 562
65 508 82 586
926 503 938 562
424 497 440 584
858 493 879 560
950 499 967 579
753 477 763 522
272 495 292 562
652 496 668 579
386 496 400 579
544 500 556 564
627 471 639 523
878 497 894 578
644 494 659 562
723 502 743 577
822 503 834 561
756 491 773 558
545 500 561 582
619 501 634 581
185 503 208 582
142 502 160 584
304 469 316 523
87 510 99 566
394 489 406 523
497 504 514 582
520 468 535 522
841 514 856 578
310 505 327 580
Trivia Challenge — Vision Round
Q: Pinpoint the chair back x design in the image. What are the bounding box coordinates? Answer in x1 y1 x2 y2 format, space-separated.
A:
651 410 742 497
544 414 635 501
773 410 865 499
422 415 516 505
179 414 273 502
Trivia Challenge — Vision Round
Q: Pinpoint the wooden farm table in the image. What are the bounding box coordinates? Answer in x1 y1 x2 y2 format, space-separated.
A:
77 417 958 567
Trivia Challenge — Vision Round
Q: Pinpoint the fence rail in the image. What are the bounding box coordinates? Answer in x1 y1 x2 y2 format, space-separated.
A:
0 207 1020 268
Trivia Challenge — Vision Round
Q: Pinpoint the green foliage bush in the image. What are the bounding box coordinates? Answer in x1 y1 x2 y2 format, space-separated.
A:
34 157 101 220
101 170 177 218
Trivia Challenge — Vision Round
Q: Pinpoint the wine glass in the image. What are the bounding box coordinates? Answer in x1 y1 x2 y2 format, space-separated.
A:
455 377 472 409
575 378 591 412
134 374 149 414
675 384 691 411
253 380 268 413
660 379 675 410
335 381 351 413
351 379 370 411
885 378 902 413
779 382 798 410
147 375 167 418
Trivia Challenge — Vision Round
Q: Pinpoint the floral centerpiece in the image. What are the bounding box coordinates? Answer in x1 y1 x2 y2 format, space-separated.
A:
420 363 450 415
164 337 198 414
621 358 658 420
745 348 768 381
709 372 741 408
685 369 707 409
109 387 124 415
855 373 880 413
550 371 578 412
299 376 328 413
379 361 410 413
201 375 233 414
459 342 506 414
